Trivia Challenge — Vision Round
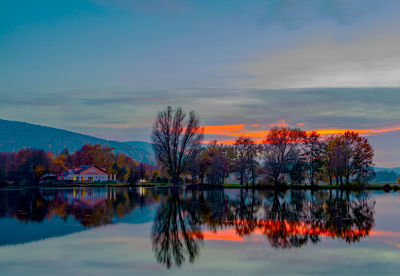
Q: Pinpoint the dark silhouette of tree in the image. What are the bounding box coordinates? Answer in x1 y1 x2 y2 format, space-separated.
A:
233 136 259 186
304 131 325 185
152 106 204 185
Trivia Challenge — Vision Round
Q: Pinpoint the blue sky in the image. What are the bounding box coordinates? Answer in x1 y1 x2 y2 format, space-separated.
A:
1 0 400 166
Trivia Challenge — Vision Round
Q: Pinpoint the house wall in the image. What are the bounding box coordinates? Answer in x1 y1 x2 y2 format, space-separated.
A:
64 166 108 182
66 174 107 182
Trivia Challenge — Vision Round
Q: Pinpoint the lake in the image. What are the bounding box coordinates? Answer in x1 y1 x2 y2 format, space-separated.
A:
0 187 399 275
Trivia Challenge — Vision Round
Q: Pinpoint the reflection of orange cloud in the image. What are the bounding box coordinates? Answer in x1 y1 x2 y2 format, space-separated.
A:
370 230 400 237
202 229 244 242
297 122 306 126
199 226 400 249
202 123 400 144
200 219 369 243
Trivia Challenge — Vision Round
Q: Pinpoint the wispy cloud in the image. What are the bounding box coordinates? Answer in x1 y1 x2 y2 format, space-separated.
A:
91 0 190 14
260 0 387 29
235 33 400 89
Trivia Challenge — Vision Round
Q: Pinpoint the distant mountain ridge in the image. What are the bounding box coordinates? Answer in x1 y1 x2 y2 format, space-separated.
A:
374 167 400 174
0 119 155 164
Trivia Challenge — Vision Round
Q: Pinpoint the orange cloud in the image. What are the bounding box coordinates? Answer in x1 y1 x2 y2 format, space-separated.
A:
202 122 400 144
203 124 245 136
269 120 288 128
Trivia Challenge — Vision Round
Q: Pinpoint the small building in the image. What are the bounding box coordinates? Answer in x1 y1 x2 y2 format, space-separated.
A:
61 165 108 182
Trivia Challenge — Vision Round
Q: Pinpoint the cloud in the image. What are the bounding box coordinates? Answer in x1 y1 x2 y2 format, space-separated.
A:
260 0 390 29
235 33 400 89
2 87 400 166
203 121 400 144
91 0 189 14
268 120 288 128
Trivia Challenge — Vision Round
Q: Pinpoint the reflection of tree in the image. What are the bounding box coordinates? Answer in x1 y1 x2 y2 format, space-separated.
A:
224 190 375 249
0 188 156 227
262 191 309 248
323 191 375 243
150 188 375 268
227 189 261 236
0 187 376 267
151 190 203 268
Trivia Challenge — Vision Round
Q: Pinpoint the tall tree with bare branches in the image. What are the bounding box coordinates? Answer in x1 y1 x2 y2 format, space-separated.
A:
151 106 204 185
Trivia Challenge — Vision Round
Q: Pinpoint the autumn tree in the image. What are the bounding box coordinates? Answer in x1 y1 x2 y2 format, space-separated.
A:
113 153 137 182
151 106 204 185
202 142 233 185
325 132 374 186
262 127 307 186
69 144 115 173
50 153 68 176
8 149 51 184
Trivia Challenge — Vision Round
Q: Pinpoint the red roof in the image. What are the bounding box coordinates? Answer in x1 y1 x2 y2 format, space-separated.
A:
69 165 107 174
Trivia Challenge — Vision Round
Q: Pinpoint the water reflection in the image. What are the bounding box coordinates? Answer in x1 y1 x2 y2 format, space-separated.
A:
152 190 203 268
0 187 376 269
151 189 375 267
0 187 158 245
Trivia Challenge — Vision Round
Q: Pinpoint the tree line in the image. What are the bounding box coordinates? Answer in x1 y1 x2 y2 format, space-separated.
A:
0 144 160 185
152 106 375 186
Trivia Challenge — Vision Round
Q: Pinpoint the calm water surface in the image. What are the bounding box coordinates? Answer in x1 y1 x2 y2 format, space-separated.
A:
0 187 399 275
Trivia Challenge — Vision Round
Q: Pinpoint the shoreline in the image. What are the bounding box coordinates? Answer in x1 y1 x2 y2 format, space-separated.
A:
1 183 399 192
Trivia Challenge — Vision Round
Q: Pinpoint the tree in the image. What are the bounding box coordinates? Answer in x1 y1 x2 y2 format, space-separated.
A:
151 106 204 185
112 153 137 182
69 144 115 173
50 153 67 176
233 136 259 186
203 142 232 185
262 127 306 186
325 132 374 186
304 131 324 185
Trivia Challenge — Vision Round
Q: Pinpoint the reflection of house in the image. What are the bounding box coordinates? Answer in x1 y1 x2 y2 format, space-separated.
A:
61 165 108 182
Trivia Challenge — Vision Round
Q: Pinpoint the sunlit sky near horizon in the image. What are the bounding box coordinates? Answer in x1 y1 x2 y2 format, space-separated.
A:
1 0 400 167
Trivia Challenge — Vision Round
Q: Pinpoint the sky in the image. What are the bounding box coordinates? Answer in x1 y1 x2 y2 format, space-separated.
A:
1 0 400 167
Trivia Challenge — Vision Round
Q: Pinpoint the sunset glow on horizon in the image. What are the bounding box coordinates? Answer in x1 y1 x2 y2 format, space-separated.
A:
202 123 400 144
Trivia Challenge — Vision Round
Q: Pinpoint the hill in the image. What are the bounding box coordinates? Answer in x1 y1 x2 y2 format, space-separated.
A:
0 119 155 164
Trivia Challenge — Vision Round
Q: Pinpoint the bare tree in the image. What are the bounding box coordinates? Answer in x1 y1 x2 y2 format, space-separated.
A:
151 106 203 185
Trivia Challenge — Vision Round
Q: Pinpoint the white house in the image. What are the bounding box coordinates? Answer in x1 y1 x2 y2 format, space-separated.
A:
61 165 108 182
